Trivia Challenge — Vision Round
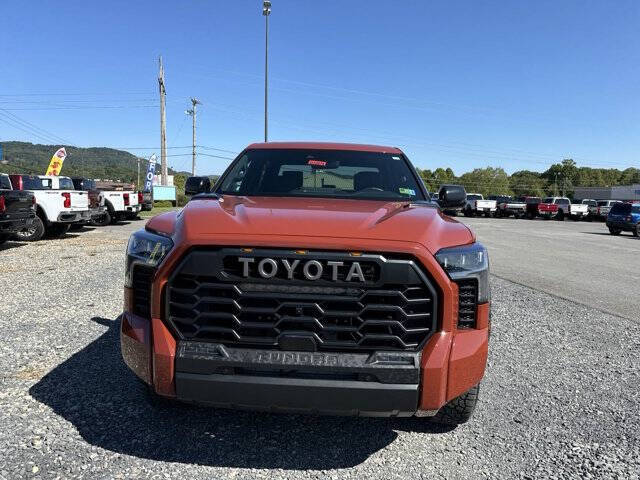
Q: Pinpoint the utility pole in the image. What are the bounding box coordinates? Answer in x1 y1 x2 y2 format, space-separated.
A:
158 56 168 186
185 98 201 176
263 0 271 142
137 157 141 189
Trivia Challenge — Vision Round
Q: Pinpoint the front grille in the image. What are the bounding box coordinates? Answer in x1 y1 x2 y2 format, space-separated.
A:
166 248 438 352
456 279 477 328
132 265 154 318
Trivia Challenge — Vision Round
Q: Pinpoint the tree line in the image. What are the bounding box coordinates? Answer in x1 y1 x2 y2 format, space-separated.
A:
417 159 640 198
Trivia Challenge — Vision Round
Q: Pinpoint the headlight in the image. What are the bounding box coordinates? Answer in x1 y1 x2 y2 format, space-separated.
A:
435 242 490 303
125 229 173 287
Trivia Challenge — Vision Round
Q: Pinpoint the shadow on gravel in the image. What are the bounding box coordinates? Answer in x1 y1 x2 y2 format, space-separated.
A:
69 226 97 233
29 317 452 470
0 241 27 251
582 232 638 239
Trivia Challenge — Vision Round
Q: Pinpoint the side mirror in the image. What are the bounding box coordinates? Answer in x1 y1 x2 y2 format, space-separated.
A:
185 176 211 196
438 184 466 208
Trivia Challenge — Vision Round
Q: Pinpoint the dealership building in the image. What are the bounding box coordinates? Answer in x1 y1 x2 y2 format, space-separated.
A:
574 184 640 201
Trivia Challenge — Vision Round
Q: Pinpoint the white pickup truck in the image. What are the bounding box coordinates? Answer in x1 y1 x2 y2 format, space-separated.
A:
92 183 143 227
463 193 497 217
93 188 142 226
546 196 590 221
9 174 90 241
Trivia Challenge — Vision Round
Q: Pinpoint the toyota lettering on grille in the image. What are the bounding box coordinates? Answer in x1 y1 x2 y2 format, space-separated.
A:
237 257 366 282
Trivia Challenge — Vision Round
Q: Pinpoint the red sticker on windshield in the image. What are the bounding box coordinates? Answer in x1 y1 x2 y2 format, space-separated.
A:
307 159 327 167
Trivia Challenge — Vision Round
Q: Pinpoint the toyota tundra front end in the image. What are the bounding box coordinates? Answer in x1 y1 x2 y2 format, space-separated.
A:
121 142 490 424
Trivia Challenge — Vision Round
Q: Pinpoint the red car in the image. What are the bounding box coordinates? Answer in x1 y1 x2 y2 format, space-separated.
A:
120 142 490 424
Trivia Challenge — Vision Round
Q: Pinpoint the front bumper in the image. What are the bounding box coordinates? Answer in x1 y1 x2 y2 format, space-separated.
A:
57 210 91 223
121 304 490 417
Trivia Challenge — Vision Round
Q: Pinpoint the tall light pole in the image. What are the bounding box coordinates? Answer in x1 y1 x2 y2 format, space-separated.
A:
185 98 201 176
158 56 167 185
263 0 271 142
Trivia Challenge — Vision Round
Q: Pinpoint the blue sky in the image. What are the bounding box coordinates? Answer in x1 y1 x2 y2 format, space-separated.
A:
1 0 638 175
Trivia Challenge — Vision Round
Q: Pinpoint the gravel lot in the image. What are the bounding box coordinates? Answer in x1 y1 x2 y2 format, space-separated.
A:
0 217 639 479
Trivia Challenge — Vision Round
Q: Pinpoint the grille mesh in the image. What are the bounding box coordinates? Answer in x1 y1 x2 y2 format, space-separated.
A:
456 279 477 328
132 265 154 318
166 252 437 352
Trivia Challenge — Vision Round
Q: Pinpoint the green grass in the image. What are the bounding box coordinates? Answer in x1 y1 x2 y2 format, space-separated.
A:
139 206 180 218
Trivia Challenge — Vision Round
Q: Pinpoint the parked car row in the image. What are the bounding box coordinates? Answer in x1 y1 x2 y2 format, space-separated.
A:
454 193 618 222
429 184 639 238
0 173 147 244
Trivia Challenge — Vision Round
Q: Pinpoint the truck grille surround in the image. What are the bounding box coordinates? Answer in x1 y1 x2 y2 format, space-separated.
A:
166 248 439 352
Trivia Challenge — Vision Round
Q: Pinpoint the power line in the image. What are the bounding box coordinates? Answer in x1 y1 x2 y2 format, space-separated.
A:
0 108 73 145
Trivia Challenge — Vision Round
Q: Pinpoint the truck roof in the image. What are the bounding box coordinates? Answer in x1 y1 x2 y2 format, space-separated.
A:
245 141 403 154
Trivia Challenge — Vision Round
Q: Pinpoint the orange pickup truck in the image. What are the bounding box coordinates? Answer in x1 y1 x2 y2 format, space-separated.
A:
120 142 490 424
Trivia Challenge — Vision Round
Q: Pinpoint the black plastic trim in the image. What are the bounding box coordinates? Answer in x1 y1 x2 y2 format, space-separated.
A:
176 341 421 384
175 341 420 417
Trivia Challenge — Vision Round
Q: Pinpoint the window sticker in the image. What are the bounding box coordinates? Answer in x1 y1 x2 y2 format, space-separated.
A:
392 156 401 160
399 187 415 196
307 159 327 167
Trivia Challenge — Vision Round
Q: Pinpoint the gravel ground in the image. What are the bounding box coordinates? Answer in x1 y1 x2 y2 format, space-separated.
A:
0 220 639 479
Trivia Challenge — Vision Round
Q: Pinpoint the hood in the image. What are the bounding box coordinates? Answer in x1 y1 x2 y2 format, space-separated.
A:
147 196 474 254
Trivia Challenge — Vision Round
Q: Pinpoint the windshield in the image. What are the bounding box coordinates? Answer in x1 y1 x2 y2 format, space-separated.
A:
216 149 426 201
21 176 51 190
57 177 75 190
74 178 96 191
611 203 631 215
0 175 11 190
467 194 483 201
583 200 597 206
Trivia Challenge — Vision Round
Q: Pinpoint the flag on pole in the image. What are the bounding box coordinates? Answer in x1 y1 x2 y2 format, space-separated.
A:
144 154 157 192
45 147 67 176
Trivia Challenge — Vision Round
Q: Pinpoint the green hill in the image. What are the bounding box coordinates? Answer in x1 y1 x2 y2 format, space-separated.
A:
0 141 175 185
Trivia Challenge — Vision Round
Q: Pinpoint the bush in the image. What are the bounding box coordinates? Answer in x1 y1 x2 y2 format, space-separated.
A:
177 193 188 207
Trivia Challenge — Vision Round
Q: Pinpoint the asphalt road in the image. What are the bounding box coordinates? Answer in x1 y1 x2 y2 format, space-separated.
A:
0 217 638 479
461 216 640 321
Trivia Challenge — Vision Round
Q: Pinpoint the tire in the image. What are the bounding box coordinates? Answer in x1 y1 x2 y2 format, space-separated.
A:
484 211 491 218
429 384 481 425
0 234 8 245
609 227 621 236
46 223 70 238
69 223 85 231
557 210 565 221
633 224 640 237
13 215 45 242
91 209 112 227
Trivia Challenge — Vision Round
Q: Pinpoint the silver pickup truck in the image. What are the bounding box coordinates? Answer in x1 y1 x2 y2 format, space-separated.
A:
594 200 621 221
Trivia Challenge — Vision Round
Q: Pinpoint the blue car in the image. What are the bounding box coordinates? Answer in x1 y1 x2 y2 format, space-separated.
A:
606 202 640 236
